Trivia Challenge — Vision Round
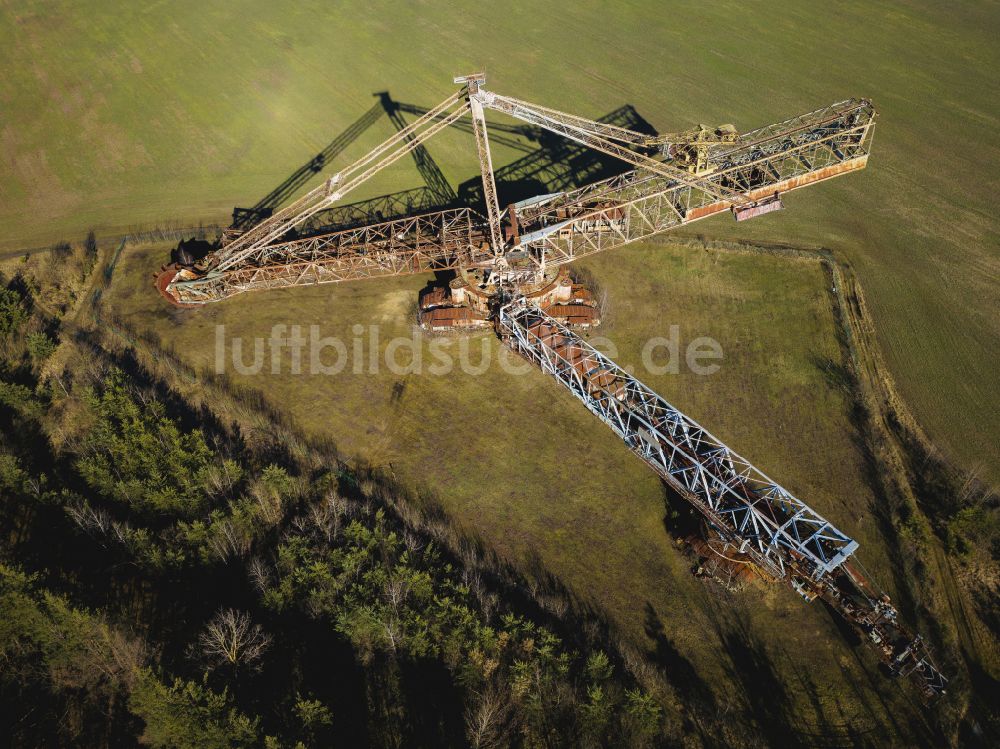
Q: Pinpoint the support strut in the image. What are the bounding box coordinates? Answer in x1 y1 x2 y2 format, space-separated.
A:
458 73 505 256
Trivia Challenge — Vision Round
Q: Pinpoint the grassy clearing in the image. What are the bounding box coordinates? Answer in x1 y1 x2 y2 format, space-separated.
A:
1 0 998 484
103 237 936 741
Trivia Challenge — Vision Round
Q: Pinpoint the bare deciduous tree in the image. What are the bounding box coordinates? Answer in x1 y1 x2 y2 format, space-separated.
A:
465 686 512 749
66 499 113 537
402 529 422 553
384 576 410 612
307 492 344 543
247 557 272 594
109 519 132 546
198 608 271 671
382 615 401 653
203 459 243 498
207 518 252 562
252 484 283 526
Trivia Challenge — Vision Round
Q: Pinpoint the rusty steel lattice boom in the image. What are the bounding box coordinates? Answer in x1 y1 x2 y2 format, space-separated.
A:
458 74 506 256
511 98 875 264
495 301 857 582
495 301 948 700
211 91 470 274
169 209 484 304
477 90 749 206
165 83 874 305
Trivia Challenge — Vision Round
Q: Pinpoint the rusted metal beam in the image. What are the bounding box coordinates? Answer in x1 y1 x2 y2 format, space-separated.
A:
514 99 876 266
457 74 505 255
165 208 485 304
478 90 749 206
206 92 470 274
497 300 946 701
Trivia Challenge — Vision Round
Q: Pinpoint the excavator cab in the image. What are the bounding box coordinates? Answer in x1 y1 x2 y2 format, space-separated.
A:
660 123 740 175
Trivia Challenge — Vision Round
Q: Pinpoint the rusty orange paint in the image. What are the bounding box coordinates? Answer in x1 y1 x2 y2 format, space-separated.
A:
685 156 868 222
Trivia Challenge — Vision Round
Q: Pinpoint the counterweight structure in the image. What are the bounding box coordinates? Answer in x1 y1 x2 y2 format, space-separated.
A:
158 75 947 699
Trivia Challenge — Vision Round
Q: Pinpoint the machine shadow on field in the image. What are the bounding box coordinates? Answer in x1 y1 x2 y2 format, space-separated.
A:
226 91 658 239
655 473 936 748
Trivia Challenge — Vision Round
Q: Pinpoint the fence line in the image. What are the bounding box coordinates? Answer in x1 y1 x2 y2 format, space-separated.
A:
120 223 223 245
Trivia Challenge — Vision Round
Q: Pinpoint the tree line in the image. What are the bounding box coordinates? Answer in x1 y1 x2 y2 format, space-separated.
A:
0 238 670 747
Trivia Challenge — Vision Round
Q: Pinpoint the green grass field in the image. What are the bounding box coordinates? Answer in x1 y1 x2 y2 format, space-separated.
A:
2 0 998 485
104 238 931 740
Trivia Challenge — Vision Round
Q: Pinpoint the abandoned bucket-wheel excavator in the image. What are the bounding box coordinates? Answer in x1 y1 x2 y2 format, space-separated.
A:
157 73 948 700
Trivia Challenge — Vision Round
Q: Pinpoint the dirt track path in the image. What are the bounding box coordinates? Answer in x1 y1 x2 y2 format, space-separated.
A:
839 264 999 713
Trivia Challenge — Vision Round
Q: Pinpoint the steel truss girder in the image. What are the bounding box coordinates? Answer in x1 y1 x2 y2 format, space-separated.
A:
169 208 484 304
207 92 471 274
469 95 505 254
496 302 858 581
480 94 653 146
477 91 746 205
170 86 873 312
514 99 875 265
396 100 544 152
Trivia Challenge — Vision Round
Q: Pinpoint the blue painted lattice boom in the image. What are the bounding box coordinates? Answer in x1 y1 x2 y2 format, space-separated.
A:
497 301 859 582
